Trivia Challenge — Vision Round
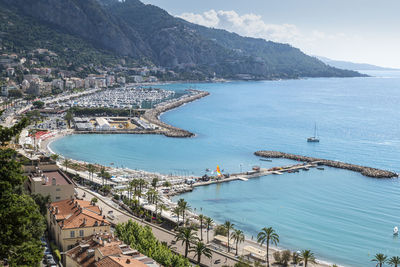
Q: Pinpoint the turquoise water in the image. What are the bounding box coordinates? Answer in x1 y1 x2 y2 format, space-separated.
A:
51 71 400 266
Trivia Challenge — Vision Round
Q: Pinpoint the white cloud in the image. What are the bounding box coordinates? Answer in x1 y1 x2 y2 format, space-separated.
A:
177 9 400 68
178 9 301 44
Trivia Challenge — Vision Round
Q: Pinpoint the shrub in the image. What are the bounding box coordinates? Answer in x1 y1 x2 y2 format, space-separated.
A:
214 224 228 236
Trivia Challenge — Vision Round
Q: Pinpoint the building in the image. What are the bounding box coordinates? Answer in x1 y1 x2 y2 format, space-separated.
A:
25 164 75 202
65 233 158 267
116 77 126 85
47 199 111 251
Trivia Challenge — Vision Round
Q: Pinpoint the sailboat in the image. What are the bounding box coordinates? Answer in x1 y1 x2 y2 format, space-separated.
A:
307 123 320 142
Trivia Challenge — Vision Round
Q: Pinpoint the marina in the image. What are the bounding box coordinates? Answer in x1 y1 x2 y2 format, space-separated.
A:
51 73 400 267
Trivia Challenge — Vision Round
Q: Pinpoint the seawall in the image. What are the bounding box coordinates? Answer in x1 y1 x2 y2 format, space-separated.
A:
254 150 398 178
142 90 210 138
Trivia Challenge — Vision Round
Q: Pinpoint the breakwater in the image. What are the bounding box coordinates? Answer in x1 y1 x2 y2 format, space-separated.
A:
142 90 210 137
255 151 398 178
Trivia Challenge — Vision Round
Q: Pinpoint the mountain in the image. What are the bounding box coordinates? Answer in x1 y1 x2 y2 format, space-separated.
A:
317 56 398 71
0 0 365 80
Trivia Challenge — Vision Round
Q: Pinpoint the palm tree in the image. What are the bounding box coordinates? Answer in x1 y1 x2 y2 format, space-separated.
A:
205 217 213 243
87 164 95 182
178 199 191 223
138 178 147 195
388 256 400 267
299 250 316 267
198 214 205 241
224 221 235 253
173 206 181 224
63 159 71 172
231 228 245 256
372 253 388 267
257 227 279 267
190 241 212 264
175 227 199 258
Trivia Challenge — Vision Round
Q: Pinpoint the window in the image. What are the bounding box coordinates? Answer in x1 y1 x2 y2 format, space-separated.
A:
55 196 60 200
56 188 61 191
70 231 75 238
79 230 84 237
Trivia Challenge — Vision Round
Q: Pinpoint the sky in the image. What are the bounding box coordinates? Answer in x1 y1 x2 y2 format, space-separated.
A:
141 0 400 68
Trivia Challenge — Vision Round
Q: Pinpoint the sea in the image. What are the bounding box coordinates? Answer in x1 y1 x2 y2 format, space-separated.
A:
51 70 400 266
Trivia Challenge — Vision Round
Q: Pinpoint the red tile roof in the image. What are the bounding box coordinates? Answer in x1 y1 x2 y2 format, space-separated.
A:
95 256 148 267
49 199 110 229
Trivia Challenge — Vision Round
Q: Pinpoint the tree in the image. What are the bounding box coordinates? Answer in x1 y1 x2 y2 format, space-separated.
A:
98 167 111 187
115 220 190 266
388 256 400 267
63 158 71 172
198 214 205 241
372 253 388 267
299 250 316 267
257 227 279 267
389 256 400 267
163 181 171 188
91 197 98 204
151 177 159 188
87 163 95 182
281 250 291 266
178 198 191 223
173 206 181 225
32 100 44 109
190 241 212 264
231 228 245 256
224 221 235 253
175 227 199 258
64 110 73 128
31 194 51 216
205 217 214 243
0 117 29 146
292 251 300 266
50 153 59 162
0 121 45 266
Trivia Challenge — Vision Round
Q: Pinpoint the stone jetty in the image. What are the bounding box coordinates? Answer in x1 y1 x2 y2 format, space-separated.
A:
254 150 398 178
142 90 210 138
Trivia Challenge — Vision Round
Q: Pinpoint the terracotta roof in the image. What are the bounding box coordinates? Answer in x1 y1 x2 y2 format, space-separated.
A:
95 256 148 267
97 242 123 257
65 234 121 267
49 199 110 229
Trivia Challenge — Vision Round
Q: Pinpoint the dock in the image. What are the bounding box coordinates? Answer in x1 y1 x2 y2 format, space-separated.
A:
254 150 398 178
192 161 321 188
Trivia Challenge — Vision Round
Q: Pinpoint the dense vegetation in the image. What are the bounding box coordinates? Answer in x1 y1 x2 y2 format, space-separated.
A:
0 2 135 74
0 0 363 80
115 220 190 267
0 118 46 266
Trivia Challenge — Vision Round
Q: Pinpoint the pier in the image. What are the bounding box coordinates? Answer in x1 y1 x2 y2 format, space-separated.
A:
254 151 398 178
191 162 321 188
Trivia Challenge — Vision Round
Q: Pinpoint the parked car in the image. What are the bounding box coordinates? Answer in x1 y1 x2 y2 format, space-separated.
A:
45 254 53 264
47 259 56 267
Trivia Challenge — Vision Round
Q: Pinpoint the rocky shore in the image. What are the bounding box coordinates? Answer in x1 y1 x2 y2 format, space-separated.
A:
142 90 210 138
255 150 398 178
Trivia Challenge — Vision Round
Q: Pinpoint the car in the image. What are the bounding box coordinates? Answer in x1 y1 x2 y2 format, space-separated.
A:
47 259 56 266
45 254 53 263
